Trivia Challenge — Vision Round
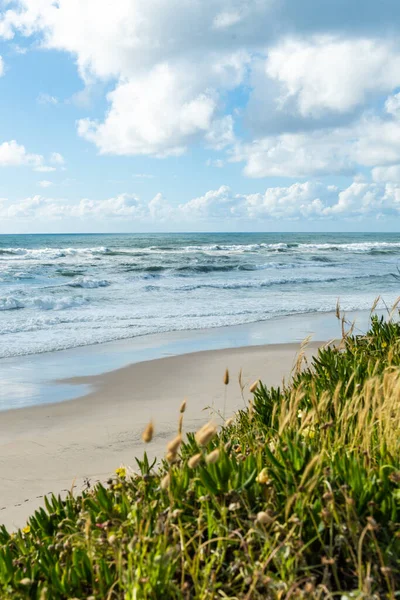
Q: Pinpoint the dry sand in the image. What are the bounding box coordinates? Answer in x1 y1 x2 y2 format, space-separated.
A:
0 342 322 530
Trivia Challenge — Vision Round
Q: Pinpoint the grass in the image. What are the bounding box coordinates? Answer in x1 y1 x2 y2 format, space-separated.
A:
1 314 400 598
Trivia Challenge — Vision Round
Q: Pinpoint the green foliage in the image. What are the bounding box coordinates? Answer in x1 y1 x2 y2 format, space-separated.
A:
1 315 400 598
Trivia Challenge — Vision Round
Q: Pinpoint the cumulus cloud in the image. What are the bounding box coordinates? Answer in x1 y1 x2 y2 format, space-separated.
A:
78 64 219 156
2 180 400 225
0 140 65 172
0 55 4 76
0 140 44 168
265 38 400 118
38 180 52 188
2 0 400 181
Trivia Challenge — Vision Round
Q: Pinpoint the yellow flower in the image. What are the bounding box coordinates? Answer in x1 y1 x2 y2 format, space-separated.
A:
382 341 388 348
115 466 126 479
22 525 30 535
256 468 270 485
302 426 316 440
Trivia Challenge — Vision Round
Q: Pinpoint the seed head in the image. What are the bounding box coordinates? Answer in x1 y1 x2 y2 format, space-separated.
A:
249 380 259 393
161 473 170 490
256 511 274 525
167 434 182 454
195 422 217 447
142 421 154 443
225 417 234 427
224 368 229 385
180 400 187 413
188 453 202 468
166 451 178 464
205 449 220 464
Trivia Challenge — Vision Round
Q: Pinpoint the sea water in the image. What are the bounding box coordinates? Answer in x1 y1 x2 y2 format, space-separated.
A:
1 232 400 359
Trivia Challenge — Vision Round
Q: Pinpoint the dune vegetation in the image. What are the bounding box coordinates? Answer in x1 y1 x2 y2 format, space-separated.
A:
1 311 400 599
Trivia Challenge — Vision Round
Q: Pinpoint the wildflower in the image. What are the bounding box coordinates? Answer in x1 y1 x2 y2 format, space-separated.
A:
228 502 240 511
249 380 259 393
256 468 270 485
142 421 154 443
205 449 220 464
108 535 117 545
224 368 229 385
188 453 202 469
167 434 182 454
161 473 170 490
195 422 217 446
180 400 187 413
301 426 315 440
115 466 126 479
22 525 30 535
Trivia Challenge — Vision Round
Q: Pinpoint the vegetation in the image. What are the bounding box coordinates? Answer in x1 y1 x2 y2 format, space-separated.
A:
1 314 400 599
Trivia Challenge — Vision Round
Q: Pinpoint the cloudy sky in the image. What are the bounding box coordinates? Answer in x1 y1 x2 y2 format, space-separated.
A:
1 0 400 232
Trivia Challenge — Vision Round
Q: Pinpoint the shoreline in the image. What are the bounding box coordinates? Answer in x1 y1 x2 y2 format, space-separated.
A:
0 307 378 412
0 341 322 530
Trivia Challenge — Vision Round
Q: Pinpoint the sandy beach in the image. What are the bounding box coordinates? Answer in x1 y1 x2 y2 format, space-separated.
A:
0 341 322 530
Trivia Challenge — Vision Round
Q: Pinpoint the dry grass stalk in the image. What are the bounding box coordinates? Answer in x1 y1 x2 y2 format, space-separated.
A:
180 400 187 413
249 380 259 394
178 414 184 435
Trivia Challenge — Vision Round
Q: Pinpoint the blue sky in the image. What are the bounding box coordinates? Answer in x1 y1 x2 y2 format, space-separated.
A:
1 1 400 232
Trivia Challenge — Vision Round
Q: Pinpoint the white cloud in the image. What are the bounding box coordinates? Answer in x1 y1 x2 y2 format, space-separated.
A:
206 159 224 168
35 165 56 173
0 140 44 168
212 10 242 30
372 165 400 183
2 180 400 225
179 185 244 218
77 63 219 156
0 141 65 173
50 152 64 165
265 38 400 117
0 55 4 76
3 0 400 181
38 180 53 188
37 92 58 105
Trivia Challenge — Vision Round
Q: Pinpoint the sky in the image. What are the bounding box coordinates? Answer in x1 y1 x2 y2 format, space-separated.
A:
1 1 400 233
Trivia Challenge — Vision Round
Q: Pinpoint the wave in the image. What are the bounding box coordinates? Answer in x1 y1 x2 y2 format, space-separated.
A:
145 272 391 293
0 295 88 311
67 278 110 289
1 240 400 261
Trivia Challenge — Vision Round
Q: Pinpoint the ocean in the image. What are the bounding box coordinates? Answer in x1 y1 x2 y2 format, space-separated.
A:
1 232 400 359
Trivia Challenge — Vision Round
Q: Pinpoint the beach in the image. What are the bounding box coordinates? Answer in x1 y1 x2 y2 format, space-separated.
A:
0 340 321 530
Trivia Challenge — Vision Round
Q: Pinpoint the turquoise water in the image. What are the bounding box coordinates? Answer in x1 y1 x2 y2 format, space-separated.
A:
0 232 399 358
